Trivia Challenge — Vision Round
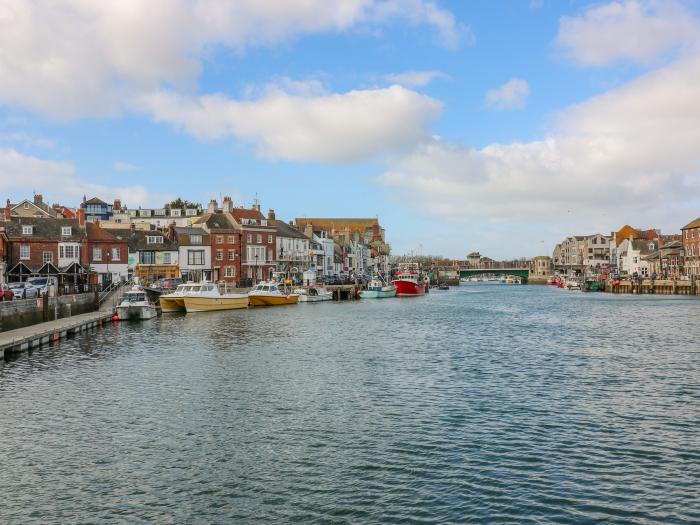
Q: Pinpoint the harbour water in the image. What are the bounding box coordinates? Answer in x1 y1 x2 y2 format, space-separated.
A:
1 285 699 524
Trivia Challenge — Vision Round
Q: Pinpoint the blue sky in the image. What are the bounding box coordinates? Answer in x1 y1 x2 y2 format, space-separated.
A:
2 0 700 259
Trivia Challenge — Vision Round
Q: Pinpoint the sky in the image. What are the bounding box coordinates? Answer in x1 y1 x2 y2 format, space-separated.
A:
1 0 700 259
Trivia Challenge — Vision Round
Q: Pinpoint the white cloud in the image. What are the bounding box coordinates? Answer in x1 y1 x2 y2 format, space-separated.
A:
142 84 442 163
0 0 464 118
112 162 139 173
384 70 448 87
484 78 530 110
0 148 169 207
379 54 700 241
0 131 56 149
556 0 700 66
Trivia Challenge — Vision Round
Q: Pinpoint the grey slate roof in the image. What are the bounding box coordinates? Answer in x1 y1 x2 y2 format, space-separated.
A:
5 217 84 241
271 220 308 240
104 228 178 252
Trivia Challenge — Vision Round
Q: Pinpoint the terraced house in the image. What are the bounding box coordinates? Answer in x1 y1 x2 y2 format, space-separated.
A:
194 198 241 285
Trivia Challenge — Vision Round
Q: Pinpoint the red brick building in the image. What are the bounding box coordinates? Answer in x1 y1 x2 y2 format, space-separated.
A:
85 222 129 284
3 215 86 283
229 203 276 284
194 199 242 285
681 217 700 277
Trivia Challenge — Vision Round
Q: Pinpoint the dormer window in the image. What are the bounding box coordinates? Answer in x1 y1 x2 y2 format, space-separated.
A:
190 234 202 245
146 236 163 244
22 225 33 235
23 202 29 209
170 209 181 217
186 208 197 216
61 226 72 236
155 209 166 216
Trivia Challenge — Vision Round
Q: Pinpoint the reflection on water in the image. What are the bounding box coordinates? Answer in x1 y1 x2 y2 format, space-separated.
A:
1 285 699 524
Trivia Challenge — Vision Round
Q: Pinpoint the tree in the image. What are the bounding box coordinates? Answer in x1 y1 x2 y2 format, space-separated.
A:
166 198 199 209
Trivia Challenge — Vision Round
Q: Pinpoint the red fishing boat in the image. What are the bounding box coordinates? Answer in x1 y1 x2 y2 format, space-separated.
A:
393 263 428 296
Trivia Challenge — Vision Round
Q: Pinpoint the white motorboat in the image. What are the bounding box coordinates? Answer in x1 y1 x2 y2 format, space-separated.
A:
116 286 158 321
293 286 333 302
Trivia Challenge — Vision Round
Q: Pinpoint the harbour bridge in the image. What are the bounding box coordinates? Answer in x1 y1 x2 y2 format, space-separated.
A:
433 266 531 283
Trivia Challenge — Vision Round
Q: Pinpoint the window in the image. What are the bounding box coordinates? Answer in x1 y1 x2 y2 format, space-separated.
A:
228 250 235 261
224 266 235 278
268 249 273 261
147 236 163 244
268 234 273 244
59 244 78 259
22 225 33 235
61 226 72 236
93 247 102 261
216 249 223 261
216 235 223 244
23 202 29 209
162 252 172 265
257 234 262 244
227 235 235 244
247 233 252 243
155 209 166 216
186 208 198 216
190 234 202 245
188 250 204 265
111 247 120 260
43 251 53 264
20 245 30 260
140 251 155 264
170 209 181 217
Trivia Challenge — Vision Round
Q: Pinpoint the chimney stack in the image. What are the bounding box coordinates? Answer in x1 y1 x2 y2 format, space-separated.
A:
113 199 122 211
77 207 85 226
83 195 87 204
4 199 11 221
253 203 261 212
167 221 176 241
304 223 313 240
208 199 218 213
34 194 43 206
268 209 276 221
222 196 233 213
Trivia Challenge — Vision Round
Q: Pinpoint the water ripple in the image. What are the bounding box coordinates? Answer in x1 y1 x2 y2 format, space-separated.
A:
1 285 699 524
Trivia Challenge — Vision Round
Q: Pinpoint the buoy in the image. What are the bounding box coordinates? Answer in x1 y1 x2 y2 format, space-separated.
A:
111 314 120 322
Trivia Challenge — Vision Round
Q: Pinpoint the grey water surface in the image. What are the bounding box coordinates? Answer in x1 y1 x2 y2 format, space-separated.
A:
1 285 699 524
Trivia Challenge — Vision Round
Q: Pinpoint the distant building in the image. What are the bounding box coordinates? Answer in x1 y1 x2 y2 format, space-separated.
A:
681 217 700 277
193 198 242 285
81 196 113 222
531 256 553 277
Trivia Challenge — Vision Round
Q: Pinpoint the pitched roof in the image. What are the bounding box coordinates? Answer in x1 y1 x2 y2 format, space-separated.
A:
682 217 700 230
194 212 239 231
86 222 122 242
85 197 108 206
104 228 178 252
230 208 266 221
295 218 379 234
271 220 308 239
5 217 84 241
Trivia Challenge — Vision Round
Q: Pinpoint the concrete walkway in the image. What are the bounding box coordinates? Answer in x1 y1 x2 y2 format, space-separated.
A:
1 309 115 354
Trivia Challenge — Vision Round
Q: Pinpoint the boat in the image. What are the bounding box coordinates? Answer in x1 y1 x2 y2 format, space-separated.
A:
248 281 299 307
294 286 333 302
393 263 428 296
116 286 158 321
438 284 450 290
564 277 581 290
359 276 397 299
503 277 521 284
182 283 249 313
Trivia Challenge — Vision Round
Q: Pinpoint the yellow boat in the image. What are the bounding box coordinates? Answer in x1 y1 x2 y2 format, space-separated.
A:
183 294 249 312
161 282 249 313
248 281 299 307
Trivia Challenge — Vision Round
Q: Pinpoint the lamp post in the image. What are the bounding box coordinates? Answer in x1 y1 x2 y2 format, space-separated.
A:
254 252 258 285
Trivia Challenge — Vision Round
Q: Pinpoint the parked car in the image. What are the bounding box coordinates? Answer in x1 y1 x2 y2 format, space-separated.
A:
323 275 342 285
8 282 39 300
26 276 58 295
152 277 183 290
0 283 14 301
